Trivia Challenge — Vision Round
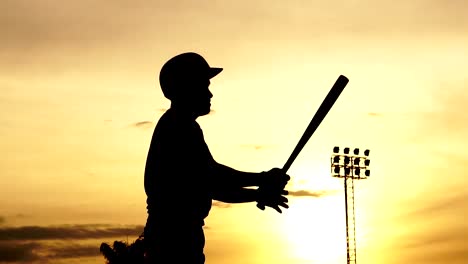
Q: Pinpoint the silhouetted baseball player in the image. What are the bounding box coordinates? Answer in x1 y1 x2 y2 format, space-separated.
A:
144 52 289 264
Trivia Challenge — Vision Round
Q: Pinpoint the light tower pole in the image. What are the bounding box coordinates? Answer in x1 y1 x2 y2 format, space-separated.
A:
331 147 370 264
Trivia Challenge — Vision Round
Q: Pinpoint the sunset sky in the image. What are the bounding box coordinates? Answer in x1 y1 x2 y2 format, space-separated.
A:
1 0 467 263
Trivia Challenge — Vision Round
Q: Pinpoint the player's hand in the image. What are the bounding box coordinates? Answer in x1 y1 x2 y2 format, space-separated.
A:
261 168 290 190
256 188 289 213
256 168 290 212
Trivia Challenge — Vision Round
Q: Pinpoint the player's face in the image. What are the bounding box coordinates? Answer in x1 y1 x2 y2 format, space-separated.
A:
193 79 213 116
184 78 212 117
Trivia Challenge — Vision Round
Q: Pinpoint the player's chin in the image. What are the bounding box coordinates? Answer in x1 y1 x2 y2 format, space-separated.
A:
197 107 211 116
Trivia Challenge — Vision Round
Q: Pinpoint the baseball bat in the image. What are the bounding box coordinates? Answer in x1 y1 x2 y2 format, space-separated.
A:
258 75 349 210
282 74 349 172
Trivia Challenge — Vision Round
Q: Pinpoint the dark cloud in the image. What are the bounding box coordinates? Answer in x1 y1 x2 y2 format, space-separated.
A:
47 243 100 259
133 121 154 129
288 189 338 197
0 224 143 262
0 224 144 241
0 241 101 262
0 242 40 262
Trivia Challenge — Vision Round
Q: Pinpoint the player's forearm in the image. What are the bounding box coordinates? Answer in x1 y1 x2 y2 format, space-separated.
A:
213 163 265 188
212 188 258 203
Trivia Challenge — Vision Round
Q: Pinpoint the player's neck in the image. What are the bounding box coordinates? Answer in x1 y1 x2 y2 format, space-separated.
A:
169 103 198 121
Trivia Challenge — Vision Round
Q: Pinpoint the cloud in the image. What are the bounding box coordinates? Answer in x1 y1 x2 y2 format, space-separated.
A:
212 201 232 208
2 0 467 53
47 243 100 259
133 121 154 129
0 1 156 51
132 110 216 130
0 241 102 262
0 242 40 262
402 228 467 251
396 227 468 264
0 216 5 225
0 224 143 262
4 0 466 77
0 224 144 241
288 189 338 197
403 192 468 219
368 112 382 117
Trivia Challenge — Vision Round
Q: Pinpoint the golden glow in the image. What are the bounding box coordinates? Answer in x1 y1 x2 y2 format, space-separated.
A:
282 197 346 263
1 1 468 263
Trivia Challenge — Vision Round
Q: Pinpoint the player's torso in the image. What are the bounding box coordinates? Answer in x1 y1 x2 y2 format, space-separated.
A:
144 110 214 224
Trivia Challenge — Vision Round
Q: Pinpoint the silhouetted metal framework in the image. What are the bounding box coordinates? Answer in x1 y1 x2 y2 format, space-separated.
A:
331 147 370 264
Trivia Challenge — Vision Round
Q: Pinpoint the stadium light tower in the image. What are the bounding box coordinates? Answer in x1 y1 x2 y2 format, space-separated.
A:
331 147 371 264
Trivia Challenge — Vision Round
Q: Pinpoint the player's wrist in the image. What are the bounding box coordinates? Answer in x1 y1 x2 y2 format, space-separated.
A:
255 187 266 203
258 171 268 186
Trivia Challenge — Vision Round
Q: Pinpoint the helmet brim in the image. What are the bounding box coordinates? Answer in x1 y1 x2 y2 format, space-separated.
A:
209 67 223 79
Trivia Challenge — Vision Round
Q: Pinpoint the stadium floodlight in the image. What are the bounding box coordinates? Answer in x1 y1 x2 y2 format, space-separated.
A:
355 168 360 176
364 159 370 166
353 148 359 155
345 168 351 175
365 170 370 177
344 147 350 154
334 166 340 174
353 158 360 166
333 146 340 153
333 156 340 163
344 157 350 165
364 149 370 156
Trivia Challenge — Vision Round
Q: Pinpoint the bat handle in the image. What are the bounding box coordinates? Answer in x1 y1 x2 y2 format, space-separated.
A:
256 167 288 210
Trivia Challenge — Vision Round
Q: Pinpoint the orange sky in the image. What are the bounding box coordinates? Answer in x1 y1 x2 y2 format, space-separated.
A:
1 1 467 263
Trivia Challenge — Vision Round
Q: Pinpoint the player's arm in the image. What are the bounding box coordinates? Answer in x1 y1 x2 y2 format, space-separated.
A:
212 186 289 213
212 187 258 203
210 162 290 189
210 162 266 188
